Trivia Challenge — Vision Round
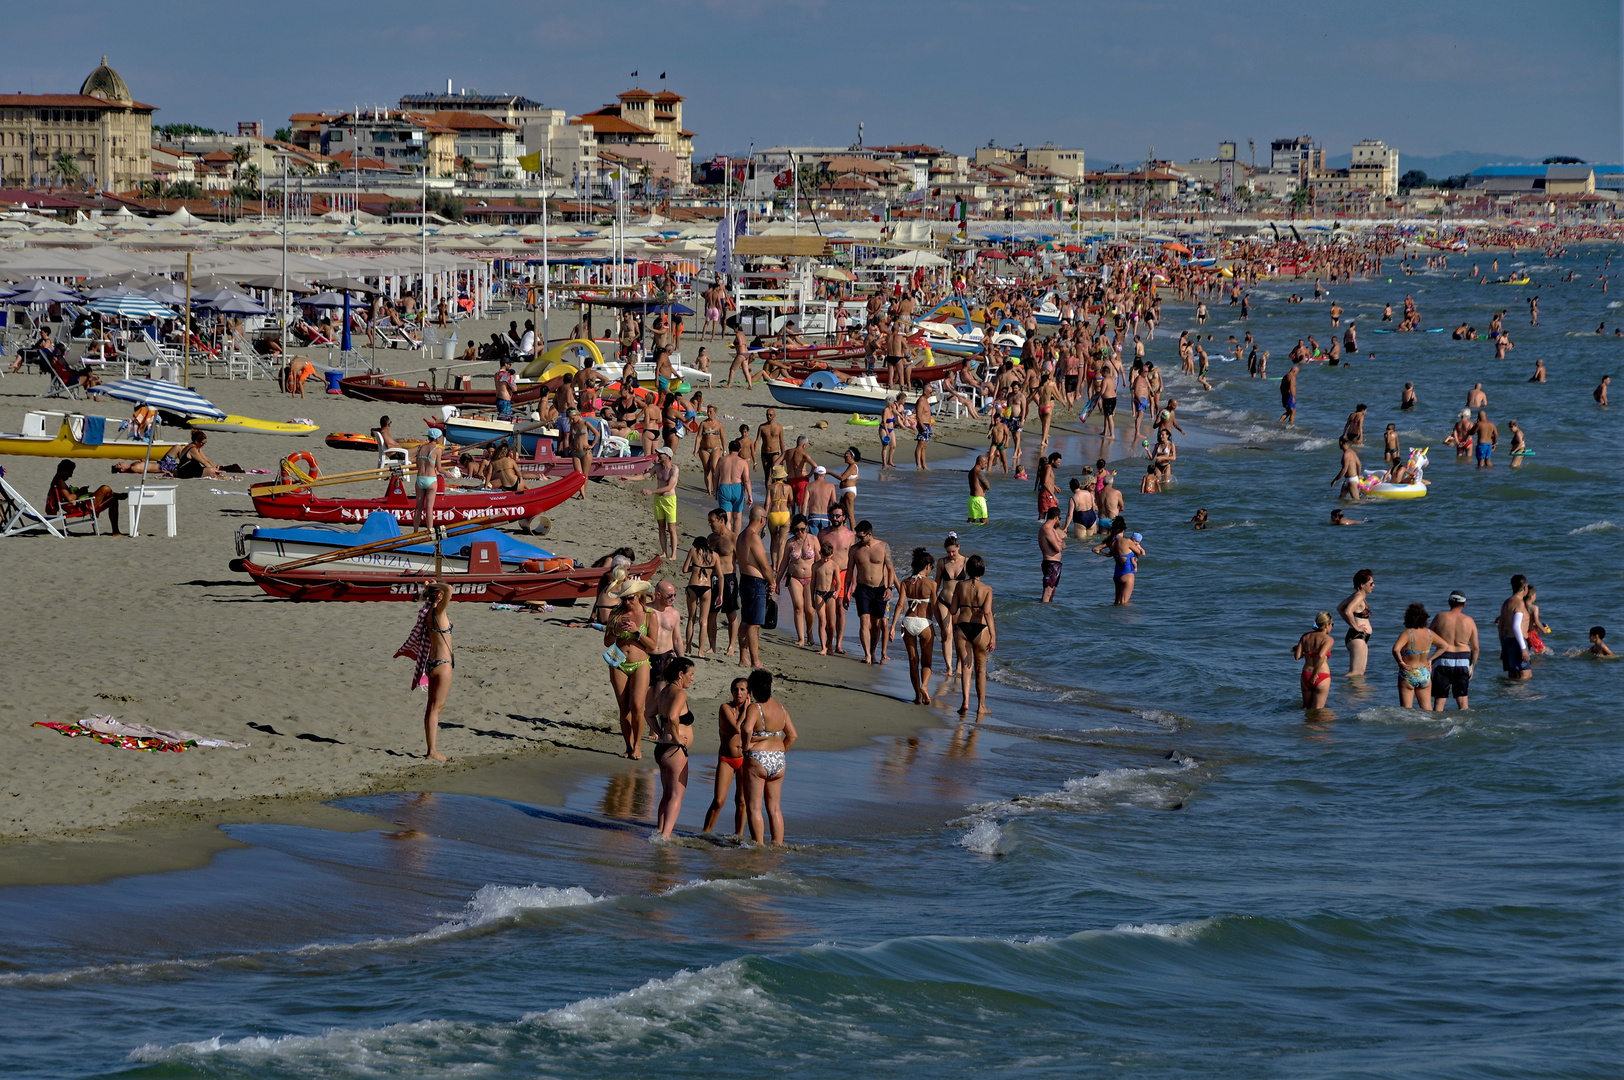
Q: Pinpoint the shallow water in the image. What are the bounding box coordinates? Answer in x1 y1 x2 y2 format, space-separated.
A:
2 247 1621 1079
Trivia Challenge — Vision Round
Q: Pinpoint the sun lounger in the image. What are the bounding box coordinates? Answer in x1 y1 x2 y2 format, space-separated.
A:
0 469 66 538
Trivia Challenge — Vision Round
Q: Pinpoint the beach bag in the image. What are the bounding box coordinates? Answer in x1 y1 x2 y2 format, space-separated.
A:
603 644 628 669
763 596 779 631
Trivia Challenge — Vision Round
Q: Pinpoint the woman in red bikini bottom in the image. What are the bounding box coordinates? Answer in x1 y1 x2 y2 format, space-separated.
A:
1293 611 1335 710
702 677 751 836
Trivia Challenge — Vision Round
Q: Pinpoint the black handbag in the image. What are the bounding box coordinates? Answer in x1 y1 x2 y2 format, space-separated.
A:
763 596 779 630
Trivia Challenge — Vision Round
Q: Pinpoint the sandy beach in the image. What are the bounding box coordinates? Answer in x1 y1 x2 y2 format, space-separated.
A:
0 316 982 884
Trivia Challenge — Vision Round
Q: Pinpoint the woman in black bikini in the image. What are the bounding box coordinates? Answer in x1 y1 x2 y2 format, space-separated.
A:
933 533 968 675
680 536 717 653
951 554 996 718
419 582 453 762
647 657 696 837
1337 568 1376 677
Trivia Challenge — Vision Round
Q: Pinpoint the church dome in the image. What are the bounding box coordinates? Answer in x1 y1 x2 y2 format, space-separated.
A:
80 57 132 104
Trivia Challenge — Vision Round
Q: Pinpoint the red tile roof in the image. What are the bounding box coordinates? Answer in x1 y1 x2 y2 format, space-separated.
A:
428 111 519 132
653 91 684 103
0 93 156 111
618 88 655 101
572 112 654 135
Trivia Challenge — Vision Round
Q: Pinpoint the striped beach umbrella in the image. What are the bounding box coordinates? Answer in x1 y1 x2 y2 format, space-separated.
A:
95 379 227 420
83 294 179 320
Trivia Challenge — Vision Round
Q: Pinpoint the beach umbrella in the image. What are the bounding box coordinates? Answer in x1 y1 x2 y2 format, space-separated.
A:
204 296 270 315
84 294 179 320
637 301 696 316
96 378 227 420
82 271 166 288
191 287 249 305
145 283 190 305
301 291 349 308
83 285 146 299
5 280 82 304
315 276 381 295
814 265 855 281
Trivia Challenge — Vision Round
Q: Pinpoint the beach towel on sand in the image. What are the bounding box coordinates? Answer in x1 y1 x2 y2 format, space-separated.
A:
30 715 250 752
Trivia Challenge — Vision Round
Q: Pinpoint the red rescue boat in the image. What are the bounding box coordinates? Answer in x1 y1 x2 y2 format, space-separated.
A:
240 552 662 603
338 372 548 407
249 471 585 524
784 357 965 386
515 440 657 480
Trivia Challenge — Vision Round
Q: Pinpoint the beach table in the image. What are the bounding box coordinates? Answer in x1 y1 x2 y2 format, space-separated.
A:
126 483 178 537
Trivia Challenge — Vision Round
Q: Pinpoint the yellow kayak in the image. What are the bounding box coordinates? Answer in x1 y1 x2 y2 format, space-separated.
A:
187 415 320 436
0 410 184 459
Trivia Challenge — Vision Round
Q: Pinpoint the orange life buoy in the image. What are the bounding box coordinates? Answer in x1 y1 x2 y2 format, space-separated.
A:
283 451 320 483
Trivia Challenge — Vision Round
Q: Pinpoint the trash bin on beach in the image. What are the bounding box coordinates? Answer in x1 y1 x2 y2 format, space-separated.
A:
324 369 344 394
441 337 457 361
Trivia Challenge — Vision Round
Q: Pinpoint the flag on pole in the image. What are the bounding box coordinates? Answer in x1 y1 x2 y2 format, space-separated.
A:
518 151 542 173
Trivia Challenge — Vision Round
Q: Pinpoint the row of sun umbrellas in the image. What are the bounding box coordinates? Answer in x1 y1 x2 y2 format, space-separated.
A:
0 273 382 320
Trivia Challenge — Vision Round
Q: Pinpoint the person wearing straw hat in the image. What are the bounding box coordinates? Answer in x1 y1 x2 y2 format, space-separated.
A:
602 576 656 758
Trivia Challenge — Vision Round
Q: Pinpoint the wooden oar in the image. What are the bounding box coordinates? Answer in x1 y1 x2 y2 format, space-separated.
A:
250 466 410 497
268 515 508 573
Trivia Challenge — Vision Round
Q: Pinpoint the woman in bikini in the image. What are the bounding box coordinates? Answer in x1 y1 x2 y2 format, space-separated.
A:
602 580 657 758
1293 611 1335 711
933 533 968 676
414 426 445 531
702 677 750 836
766 465 793 567
739 669 798 846
891 547 938 705
811 539 838 656
1337 568 1376 677
647 657 696 838
414 582 454 761
1391 603 1444 709
695 405 725 495
952 554 996 717
1092 517 1146 605
776 514 819 648
837 447 861 522
680 536 717 654
1034 369 1060 449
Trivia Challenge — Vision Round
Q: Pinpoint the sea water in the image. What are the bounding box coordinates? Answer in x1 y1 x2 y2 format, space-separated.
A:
1 247 1620 1078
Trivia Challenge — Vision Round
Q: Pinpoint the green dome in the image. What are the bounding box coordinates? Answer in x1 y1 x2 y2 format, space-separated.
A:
80 57 131 104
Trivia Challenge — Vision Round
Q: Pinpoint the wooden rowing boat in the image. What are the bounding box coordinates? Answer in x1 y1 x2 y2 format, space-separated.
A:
338 372 546 407
248 470 585 524
239 553 662 603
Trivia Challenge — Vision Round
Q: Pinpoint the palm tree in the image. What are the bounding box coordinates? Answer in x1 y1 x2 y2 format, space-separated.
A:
229 143 251 180
456 155 473 181
637 162 653 204
51 151 81 189
240 163 261 194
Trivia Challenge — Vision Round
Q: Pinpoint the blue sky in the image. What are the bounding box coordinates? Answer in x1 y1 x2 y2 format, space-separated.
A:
15 0 1621 166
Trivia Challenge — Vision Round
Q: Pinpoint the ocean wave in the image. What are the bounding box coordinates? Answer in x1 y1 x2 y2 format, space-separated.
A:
527 960 761 1044
1109 918 1218 940
1293 437 1334 451
953 760 1200 850
129 1018 476 1069
958 819 1009 855
1568 520 1616 534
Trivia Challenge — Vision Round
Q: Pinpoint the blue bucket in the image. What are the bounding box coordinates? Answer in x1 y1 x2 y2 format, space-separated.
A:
324 369 344 394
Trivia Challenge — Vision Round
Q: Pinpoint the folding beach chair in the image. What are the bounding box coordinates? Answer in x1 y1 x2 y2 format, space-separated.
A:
0 469 66 538
43 353 90 399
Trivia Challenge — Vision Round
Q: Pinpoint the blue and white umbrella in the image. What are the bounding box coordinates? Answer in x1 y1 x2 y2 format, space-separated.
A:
95 378 227 420
83 294 179 320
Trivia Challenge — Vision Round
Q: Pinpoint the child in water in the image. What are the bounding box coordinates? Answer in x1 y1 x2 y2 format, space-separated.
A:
1589 627 1614 657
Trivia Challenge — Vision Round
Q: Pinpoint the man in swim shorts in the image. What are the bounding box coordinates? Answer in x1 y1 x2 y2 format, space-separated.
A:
1472 409 1497 468
968 454 990 523
1429 591 1478 709
849 519 895 664
641 446 680 560
1495 575 1532 680
713 439 752 532
1038 506 1065 603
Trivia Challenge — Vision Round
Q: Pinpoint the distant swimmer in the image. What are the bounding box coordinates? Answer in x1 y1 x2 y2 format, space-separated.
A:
1429 591 1479 710
1278 357 1301 426
1292 612 1335 710
1529 358 1546 383
1466 383 1488 408
1189 508 1208 530
1400 382 1417 410
1596 376 1610 405
1329 509 1366 526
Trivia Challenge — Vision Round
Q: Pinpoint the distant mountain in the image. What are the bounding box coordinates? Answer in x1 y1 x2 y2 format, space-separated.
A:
1321 151 1539 179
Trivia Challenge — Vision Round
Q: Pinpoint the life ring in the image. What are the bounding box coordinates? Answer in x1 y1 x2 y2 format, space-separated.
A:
283 451 320 483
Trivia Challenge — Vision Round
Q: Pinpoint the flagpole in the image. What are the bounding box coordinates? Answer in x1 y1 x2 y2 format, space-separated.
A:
183 252 192 388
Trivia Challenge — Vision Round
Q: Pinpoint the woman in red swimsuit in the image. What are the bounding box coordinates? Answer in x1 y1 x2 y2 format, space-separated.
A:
1293 611 1335 710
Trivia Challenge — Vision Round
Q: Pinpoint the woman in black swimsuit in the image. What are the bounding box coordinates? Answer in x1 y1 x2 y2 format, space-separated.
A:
1337 568 1376 677
680 536 717 653
648 657 696 837
933 533 968 674
951 554 996 718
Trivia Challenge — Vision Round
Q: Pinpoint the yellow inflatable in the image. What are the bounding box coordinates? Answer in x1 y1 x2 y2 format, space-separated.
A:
519 338 605 381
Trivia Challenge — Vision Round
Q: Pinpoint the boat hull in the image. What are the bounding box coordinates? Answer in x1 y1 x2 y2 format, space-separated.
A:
766 380 892 415
188 415 319 436
339 374 545 407
239 556 661 603
248 471 585 524
515 443 656 480
0 413 182 459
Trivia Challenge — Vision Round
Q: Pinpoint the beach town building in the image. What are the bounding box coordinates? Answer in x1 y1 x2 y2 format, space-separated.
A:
395 88 598 183
1269 136 1323 183
314 110 456 177
1348 139 1400 196
570 89 694 191
0 57 155 191
424 112 521 180
974 143 1086 181
1465 164 1599 195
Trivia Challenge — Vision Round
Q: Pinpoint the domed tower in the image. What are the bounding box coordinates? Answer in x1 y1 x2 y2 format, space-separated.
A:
80 56 133 104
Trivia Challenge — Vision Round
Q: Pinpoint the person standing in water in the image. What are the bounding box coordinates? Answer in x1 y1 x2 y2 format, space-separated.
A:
1429 591 1479 710
1292 611 1334 711
740 669 798 846
892 547 939 705
1092 517 1145 605
702 676 750 836
1496 574 1533 681
1279 357 1301 425
1337 569 1376 677
1392 603 1445 710
647 657 696 838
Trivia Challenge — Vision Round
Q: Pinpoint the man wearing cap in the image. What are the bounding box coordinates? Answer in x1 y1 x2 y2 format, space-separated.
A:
495 359 517 420
736 507 773 668
804 465 837 532
642 446 679 560
714 439 753 533
1429 591 1479 709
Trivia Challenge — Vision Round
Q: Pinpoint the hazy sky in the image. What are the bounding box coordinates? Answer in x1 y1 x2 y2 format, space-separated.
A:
14 0 1621 165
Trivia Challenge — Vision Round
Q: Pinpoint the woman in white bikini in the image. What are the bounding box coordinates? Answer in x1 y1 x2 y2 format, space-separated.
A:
837 447 861 522
740 669 798 845
891 547 938 705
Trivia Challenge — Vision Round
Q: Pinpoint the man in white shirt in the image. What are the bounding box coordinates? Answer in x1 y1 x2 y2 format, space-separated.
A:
518 319 537 358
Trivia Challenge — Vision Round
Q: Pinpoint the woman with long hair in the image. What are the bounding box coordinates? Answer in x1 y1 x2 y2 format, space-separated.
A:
893 547 938 705
776 514 819 648
395 582 453 760
647 657 696 837
952 554 996 718
740 669 798 845
1392 602 1443 710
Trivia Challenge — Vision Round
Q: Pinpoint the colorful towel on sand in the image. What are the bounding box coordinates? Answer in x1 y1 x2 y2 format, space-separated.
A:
32 721 191 753
395 603 433 692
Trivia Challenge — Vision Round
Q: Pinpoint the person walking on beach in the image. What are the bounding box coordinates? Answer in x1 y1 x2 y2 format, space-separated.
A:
1429 591 1478 710
714 439 752 533
1038 506 1065 603
603 579 657 758
1496 574 1533 681
952 554 996 717
1093 518 1145 605
893 547 938 705
648 657 696 838
1292 611 1334 711
1393 603 1445 710
740 669 798 846
851 519 895 665
914 391 934 470
737 507 773 669
648 580 684 682
757 407 785 480
702 676 750 836
968 454 991 524
934 533 968 676
1338 569 1376 677
395 582 454 761
642 446 679 560
414 425 445 531
724 325 753 387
